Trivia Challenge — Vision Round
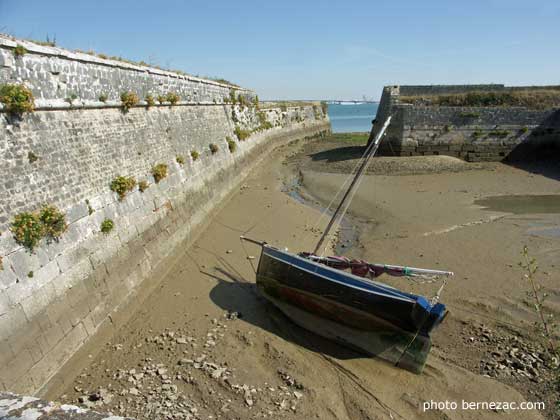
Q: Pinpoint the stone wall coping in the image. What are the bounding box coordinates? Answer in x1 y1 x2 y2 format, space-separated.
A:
0 34 251 93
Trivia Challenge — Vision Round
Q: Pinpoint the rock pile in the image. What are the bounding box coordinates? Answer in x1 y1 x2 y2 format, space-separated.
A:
69 310 307 419
466 324 555 383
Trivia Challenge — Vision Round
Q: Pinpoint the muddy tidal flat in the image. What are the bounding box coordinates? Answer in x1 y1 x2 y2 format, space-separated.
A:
52 134 559 420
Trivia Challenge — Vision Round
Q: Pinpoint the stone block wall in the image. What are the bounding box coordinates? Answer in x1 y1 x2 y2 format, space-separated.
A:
371 84 560 161
0 36 331 395
0 35 250 108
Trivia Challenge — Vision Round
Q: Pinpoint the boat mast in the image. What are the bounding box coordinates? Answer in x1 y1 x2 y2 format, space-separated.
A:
313 116 392 255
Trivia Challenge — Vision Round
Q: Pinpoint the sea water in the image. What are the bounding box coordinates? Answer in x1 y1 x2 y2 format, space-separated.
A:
327 103 379 133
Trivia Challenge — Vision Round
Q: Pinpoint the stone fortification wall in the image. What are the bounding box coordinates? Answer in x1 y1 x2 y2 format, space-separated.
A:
371 84 560 161
0 35 250 108
0 36 330 395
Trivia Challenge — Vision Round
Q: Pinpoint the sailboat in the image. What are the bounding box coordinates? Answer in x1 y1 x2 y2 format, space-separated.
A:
241 117 453 373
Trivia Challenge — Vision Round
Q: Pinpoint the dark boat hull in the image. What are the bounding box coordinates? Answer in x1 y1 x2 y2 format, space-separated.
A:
256 245 446 373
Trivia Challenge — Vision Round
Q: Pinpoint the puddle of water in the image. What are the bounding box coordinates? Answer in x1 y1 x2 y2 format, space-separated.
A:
475 194 560 215
528 226 560 238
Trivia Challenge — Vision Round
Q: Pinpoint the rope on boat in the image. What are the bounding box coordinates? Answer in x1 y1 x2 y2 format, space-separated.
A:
314 117 393 257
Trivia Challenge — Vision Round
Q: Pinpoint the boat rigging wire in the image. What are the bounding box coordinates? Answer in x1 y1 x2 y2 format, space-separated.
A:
314 117 393 256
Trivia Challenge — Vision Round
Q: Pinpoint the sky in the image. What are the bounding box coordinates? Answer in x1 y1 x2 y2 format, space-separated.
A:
0 0 558 100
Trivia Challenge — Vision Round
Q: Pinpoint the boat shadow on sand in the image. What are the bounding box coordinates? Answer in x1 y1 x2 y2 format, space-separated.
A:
203 265 369 361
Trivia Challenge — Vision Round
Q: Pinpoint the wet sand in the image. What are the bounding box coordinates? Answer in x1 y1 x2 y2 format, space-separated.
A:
53 138 559 419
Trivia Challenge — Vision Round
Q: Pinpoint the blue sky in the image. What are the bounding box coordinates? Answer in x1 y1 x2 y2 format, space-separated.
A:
0 0 558 100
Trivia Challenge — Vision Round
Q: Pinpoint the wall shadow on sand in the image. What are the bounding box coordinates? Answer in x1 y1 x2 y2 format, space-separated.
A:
504 109 560 182
308 145 366 163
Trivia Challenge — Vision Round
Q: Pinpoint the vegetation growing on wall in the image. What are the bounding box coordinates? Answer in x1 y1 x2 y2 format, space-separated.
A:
39 205 67 242
10 204 67 251
152 163 168 183
167 92 180 105
257 111 267 126
234 126 251 141
399 89 560 109
237 94 249 107
207 77 238 87
313 105 321 119
65 93 78 105
13 44 26 57
145 94 155 108
191 150 200 161
257 117 273 131
229 89 237 105
176 155 185 165
121 91 139 111
28 151 39 163
85 199 94 215
100 219 114 234
138 180 149 192
10 212 44 252
209 143 219 154
488 129 509 138
0 84 35 115
99 93 108 103
157 95 166 104
472 130 484 139
110 176 137 200
226 137 236 153
459 111 480 118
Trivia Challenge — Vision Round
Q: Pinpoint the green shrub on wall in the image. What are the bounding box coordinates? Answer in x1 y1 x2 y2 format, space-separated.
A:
152 163 168 183
176 155 185 165
13 44 26 57
226 137 236 153
100 219 114 234
229 89 237 105
28 151 39 163
99 93 108 103
66 93 78 105
488 129 509 138
234 126 251 141
39 205 67 242
238 94 249 107
0 84 35 115
209 143 219 154
157 95 166 104
138 180 149 192
10 212 44 252
167 92 180 105
472 130 484 139
110 176 137 200
191 150 200 161
121 91 139 111
145 94 155 108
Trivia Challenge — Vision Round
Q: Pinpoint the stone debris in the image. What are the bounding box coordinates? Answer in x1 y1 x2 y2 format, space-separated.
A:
466 323 556 384
277 369 304 389
66 319 307 419
0 392 133 419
